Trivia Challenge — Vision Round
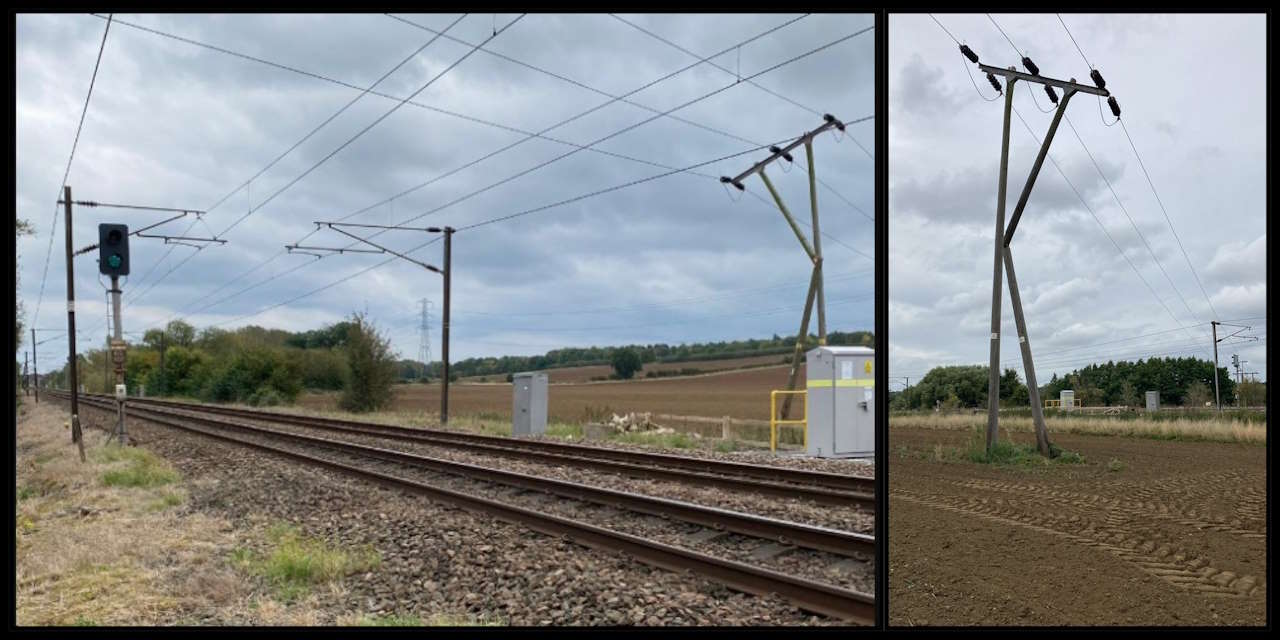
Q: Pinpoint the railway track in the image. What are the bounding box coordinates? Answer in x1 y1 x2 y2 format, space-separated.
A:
70 393 874 509
49 391 876 623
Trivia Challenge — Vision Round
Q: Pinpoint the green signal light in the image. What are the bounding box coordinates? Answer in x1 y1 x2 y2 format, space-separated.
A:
108 254 122 269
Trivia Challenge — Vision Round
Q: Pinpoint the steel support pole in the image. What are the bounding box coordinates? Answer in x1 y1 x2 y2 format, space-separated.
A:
441 227 452 425
24 352 29 396
63 186 85 462
31 328 39 402
1211 321 1221 413
111 275 125 445
987 79 1016 453
780 267 820 420
1003 246 1053 456
805 141 826 345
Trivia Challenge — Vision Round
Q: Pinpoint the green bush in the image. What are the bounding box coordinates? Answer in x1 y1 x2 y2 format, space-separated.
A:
339 313 397 413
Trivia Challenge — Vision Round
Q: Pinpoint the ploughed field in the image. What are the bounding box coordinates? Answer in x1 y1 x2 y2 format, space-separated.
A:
300 364 806 423
457 354 793 384
888 424 1266 626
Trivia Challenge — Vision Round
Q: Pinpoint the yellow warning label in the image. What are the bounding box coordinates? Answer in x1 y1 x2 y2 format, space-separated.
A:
864 360 872 374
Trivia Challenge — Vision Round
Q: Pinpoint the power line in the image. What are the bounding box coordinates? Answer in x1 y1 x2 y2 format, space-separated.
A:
1050 15 1219 322
143 14 824 323
452 270 871 317
925 15 1204 346
215 13 479 239
455 28 874 231
32 14 112 329
326 14 825 243
182 137 790 329
1061 114 1205 329
129 14 508 320
1055 14 1093 69
1010 107 1198 343
607 13 875 164
1119 119 1219 320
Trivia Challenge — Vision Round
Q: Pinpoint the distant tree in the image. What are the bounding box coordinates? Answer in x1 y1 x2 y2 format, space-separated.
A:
610 348 643 380
1118 380 1139 407
1184 380 1212 407
15 218 34 358
166 319 196 347
1237 380 1266 407
339 313 397 413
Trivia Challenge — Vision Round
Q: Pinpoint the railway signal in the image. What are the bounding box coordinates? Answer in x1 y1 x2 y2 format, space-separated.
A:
97 223 131 277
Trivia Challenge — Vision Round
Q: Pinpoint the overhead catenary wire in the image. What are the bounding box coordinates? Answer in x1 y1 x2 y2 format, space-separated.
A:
31 13 112 329
146 14 826 322
182 23 871 327
607 13 875 163
181 138 791 329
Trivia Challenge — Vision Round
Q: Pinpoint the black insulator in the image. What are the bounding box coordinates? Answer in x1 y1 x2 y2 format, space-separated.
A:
986 72 1002 93
1044 84 1059 105
769 145 794 162
959 44 979 64
1022 56 1040 76
1107 96 1121 118
822 113 846 131
1089 68 1106 90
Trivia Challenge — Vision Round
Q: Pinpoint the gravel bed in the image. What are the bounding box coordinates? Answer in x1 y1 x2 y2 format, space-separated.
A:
77 403 848 625
235 437 874 593
151 407 873 534
138 399 876 478
532 435 877 479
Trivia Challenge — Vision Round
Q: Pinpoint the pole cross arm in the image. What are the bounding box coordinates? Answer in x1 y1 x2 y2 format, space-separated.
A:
285 244 383 255
135 232 227 245
727 116 845 186
319 221 446 233
979 64 1109 96
325 224 443 274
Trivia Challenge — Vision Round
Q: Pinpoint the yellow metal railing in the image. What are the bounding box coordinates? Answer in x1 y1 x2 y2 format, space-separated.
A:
769 389 807 453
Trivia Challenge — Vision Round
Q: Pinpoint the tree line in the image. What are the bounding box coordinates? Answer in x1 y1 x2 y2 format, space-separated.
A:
890 357 1241 410
430 329 874 380
40 314 397 410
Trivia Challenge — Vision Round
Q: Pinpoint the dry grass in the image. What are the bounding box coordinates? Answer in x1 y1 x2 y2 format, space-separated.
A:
890 412 1266 444
15 404 242 626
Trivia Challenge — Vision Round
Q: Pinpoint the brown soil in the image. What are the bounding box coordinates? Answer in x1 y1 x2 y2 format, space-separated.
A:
302 364 806 422
888 426 1266 626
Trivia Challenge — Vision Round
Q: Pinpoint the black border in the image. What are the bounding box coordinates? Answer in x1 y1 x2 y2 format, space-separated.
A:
874 6 888 631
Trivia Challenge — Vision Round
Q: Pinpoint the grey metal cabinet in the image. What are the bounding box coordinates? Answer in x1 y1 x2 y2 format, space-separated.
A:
512 372 548 436
805 346 874 458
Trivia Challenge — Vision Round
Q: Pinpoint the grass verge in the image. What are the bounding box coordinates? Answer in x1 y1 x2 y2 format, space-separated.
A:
232 522 380 602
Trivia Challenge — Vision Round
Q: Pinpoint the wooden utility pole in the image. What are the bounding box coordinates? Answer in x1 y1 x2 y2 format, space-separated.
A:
31 328 39 402
61 186 85 462
977 62 1109 457
722 115 845 420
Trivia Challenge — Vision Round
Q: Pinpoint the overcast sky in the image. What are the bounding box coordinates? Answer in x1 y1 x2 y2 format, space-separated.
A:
17 13 874 366
890 13 1266 389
